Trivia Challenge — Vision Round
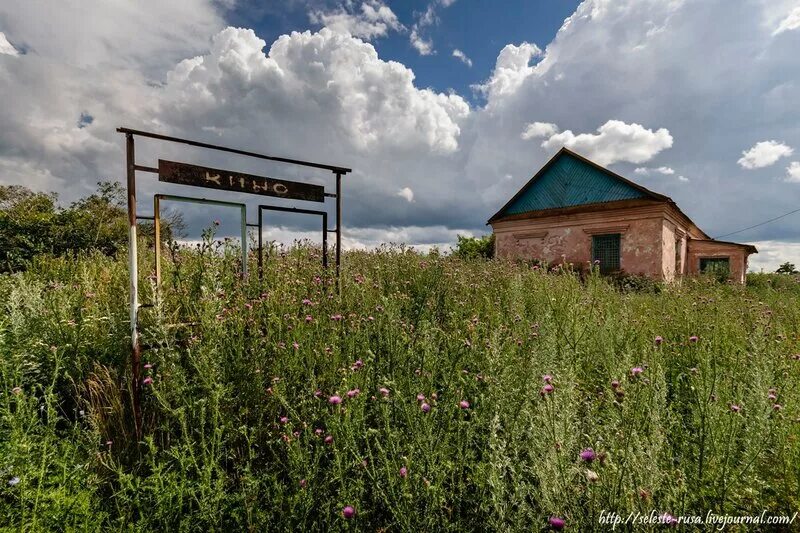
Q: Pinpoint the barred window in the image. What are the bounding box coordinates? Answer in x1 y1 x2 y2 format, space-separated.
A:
700 257 730 276
592 233 621 273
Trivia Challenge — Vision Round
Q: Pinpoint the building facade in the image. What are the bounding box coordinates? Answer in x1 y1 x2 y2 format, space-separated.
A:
488 148 756 282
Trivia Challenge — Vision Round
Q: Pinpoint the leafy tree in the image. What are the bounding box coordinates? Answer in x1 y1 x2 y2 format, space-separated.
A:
0 185 59 271
775 262 798 274
453 234 495 259
0 181 184 272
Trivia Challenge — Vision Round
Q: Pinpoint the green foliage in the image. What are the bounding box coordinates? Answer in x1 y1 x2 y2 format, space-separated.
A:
452 233 495 259
0 182 184 273
1 245 799 531
776 262 799 275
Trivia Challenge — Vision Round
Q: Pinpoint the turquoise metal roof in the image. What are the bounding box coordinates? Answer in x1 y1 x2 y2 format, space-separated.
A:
495 150 652 219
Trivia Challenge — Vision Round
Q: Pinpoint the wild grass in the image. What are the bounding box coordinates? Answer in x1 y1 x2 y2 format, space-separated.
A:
1 239 799 531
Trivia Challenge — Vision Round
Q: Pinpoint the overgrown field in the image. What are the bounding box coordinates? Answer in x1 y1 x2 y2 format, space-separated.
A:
1 241 799 531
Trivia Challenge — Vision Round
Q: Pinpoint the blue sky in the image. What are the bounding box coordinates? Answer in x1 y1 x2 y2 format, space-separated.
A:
1 0 800 270
228 0 580 102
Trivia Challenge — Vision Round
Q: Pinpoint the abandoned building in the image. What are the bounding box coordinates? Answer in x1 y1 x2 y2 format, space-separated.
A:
488 148 757 282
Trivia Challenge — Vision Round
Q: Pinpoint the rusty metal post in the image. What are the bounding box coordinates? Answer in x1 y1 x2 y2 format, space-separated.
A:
240 204 248 278
322 212 328 269
335 172 342 284
125 133 142 438
154 195 161 287
258 206 263 281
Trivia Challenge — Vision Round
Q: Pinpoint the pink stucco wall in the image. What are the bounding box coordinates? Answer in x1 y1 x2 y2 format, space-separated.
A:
492 203 753 283
686 240 749 283
492 205 668 278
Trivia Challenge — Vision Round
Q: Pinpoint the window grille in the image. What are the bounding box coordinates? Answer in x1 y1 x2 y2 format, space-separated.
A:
700 257 730 274
592 233 621 273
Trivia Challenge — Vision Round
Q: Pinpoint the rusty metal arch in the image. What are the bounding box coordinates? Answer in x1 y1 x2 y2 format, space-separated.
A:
118 126 350 437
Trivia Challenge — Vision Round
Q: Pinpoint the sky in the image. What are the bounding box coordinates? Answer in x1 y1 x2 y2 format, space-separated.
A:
1 0 800 271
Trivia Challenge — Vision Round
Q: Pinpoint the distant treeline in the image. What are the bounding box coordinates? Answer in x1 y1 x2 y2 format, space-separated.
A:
0 182 184 273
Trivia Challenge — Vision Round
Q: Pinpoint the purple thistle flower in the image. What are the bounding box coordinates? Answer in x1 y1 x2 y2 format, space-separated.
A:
548 516 566 530
611 380 620 389
459 400 470 409
314 389 322 398
541 383 554 396
654 336 663 346
630 367 644 377
143 363 153 369
542 374 553 383
421 402 431 413
342 506 355 519
579 448 596 462
689 335 699 343
416 393 426 402
399 466 408 478
379 387 390 397
324 435 334 444
315 428 323 436
773 404 782 411
305 315 313 323
730 404 741 413
347 389 360 398
299 479 307 488
329 395 342 405
279 416 289 424
142 377 153 385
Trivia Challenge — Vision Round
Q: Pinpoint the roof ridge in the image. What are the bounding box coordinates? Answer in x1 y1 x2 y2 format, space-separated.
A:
488 147 669 223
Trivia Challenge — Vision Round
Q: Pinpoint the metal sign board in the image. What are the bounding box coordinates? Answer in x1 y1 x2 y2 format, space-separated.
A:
158 159 325 202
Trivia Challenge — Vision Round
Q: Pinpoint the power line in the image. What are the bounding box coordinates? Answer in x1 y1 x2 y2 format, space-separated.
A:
715 206 800 240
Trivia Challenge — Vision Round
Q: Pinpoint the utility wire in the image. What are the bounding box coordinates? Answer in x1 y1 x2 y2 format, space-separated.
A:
715 206 800 239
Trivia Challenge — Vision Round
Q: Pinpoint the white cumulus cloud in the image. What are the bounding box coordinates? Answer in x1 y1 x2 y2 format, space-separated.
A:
396 187 414 202
773 6 800 36
634 166 675 175
410 29 434 55
540 120 673 166
309 1 404 40
475 42 543 99
786 161 800 183
0 32 19 56
452 49 472 67
737 140 794 169
521 121 559 140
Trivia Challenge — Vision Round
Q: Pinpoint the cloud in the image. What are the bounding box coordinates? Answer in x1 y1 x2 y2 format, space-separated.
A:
786 161 800 183
521 121 559 140
2 0 800 253
773 6 800 36
309 1 404 40
634 166 675 175
474 42 543 99
0 0 225 71
410 29 434 55
540 120 673 166
396 187 414 202
748 240 800 272
408 0 457 55
737 140 794 169
452 49 472 67
0 32 19 56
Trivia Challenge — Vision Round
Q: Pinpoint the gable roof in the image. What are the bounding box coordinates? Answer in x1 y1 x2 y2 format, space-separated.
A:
488 147 671 223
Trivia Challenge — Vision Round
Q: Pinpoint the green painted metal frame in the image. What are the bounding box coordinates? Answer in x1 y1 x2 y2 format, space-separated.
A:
154 194 248 285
